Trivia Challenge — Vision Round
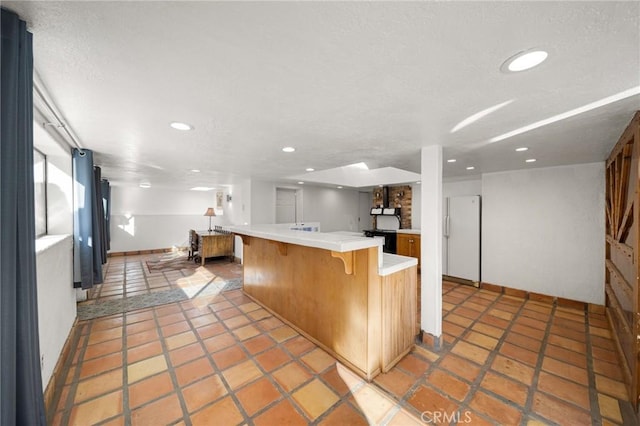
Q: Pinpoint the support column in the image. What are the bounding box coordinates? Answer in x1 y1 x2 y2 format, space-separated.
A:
420 145 443 348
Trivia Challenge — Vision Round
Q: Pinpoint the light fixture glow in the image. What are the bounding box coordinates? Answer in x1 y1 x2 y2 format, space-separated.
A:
337 186 343 189
306 168 315 172
282 147 296 153
346 162 369 170
502 49 548 73
297 181 304 185
190 169 200 173
447 159 457 163
451 100 514 133
490 85 640 143
190 187 214 191
515 147 528 152
139 182 151 188
466 166 475 170
415 181 421 184
525 159 537 163
170 121 193 131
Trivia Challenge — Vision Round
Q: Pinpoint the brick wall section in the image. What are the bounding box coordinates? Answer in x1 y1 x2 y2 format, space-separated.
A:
372 185 412 229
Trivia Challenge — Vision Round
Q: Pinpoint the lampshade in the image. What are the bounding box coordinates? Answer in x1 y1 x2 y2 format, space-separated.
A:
204 207 216 217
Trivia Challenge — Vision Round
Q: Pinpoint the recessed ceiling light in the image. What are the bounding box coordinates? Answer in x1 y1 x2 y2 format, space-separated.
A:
525 159 537 163
447 159 457 163
416 181 421 184
337 186 343 189
515 147 528 152
466 166 475 170
282 147 295 153
501 49 548 73
306 168 315 172
190 187 214 191
378 184 384 187
139 182 151 188
297 181 304 185
170 121 193 131
190 169 200 173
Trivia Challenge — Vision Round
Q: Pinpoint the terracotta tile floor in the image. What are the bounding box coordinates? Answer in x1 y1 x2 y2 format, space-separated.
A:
49 254 638 425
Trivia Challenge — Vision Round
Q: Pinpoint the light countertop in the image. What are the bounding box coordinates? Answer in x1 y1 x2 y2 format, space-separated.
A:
229 225 416 276
228 225 382 253
397 229 421 235
379 253 418 276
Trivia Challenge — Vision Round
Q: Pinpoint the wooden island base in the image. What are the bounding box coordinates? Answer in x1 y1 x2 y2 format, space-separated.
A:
236 233 417 381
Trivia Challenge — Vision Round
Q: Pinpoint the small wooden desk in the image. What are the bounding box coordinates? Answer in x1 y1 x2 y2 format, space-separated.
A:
198 231 234 265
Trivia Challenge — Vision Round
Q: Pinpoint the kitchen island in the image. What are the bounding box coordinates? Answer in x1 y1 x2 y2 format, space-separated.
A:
229 225 417 381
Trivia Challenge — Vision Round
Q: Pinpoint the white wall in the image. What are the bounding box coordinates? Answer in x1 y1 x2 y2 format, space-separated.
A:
110 186 233 252
482 162 605 304
36 236 75 390
411 183 421 229
250 180 277 224
250 180 360 232
443 178 482 198
301 186 360 232
226 179 251 227
33 123 76 391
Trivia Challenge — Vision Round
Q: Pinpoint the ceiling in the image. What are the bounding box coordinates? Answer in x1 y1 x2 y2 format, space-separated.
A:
5 1 640 190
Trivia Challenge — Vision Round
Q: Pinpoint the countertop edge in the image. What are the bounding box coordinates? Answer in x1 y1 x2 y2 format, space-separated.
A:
379 253 418 276
397 229 421 235
229 226 382 253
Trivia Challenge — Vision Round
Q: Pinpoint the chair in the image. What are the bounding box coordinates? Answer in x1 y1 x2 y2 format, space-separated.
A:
188 229 199 260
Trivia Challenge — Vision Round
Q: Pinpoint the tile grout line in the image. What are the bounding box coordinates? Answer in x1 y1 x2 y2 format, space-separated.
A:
149 305 193 425
59 262 632 425
202 292 365 425
584 311 604 425
450 291 536 424
120 259 133 426
520 299 557 426
397 284 479 418
177 296 256 424
58 322 92 426
207 293 317 425
400 285 505 422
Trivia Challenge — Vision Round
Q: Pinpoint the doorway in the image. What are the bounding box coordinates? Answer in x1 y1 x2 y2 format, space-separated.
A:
276 188 300 224
358 191 373 231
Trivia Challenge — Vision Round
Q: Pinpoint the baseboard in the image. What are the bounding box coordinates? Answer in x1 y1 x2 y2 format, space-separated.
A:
418 331 442 351
107 247 177 257
443 275 479 288
43 318 79 421
479 281 604 312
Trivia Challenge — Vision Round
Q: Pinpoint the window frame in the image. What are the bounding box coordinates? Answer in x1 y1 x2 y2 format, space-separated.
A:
34 147 48 237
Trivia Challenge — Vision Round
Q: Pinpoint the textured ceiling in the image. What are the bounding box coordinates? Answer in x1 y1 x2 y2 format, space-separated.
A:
5 1 640 189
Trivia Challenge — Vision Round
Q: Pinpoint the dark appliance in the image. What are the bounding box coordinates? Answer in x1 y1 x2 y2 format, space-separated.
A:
365 184 402 253
363 229 397 254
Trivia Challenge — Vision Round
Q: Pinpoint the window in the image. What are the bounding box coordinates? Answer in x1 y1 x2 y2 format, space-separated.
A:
34 148 47 237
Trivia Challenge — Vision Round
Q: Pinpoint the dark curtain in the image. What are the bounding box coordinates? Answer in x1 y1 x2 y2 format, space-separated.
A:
73 150 109 288
0 8 47 426
102 179 111 251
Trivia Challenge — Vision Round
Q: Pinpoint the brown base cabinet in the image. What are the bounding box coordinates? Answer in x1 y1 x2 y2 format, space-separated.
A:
397 233 421 271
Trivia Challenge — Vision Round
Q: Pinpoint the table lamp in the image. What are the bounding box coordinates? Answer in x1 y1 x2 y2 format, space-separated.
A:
204 207 215 232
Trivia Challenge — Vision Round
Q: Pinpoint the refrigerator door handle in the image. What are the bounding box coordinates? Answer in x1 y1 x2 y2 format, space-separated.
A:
444 215 450 237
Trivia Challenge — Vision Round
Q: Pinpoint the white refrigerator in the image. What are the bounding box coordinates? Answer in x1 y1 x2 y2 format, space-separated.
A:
443 195 481 283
